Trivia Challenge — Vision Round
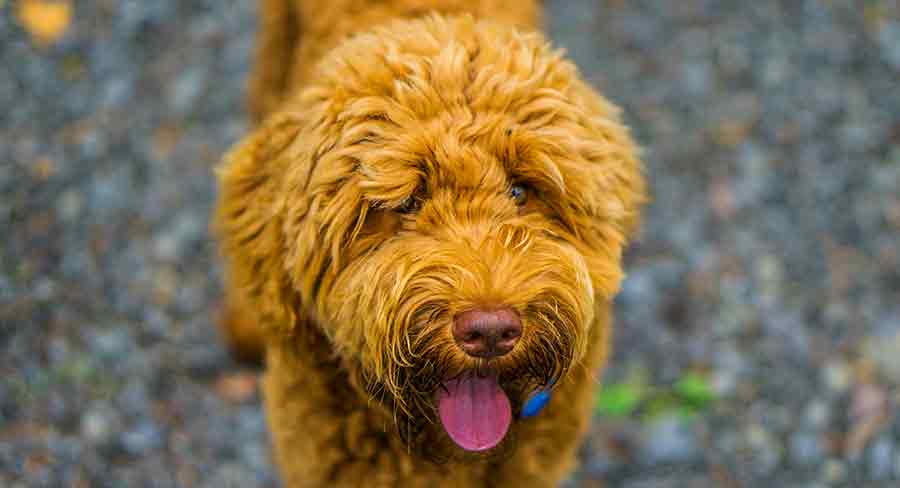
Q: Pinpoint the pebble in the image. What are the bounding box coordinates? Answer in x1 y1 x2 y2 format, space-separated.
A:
117 381 151 417
32 278 55 301
863 331 900 385
56 189 84 222
868 437 895 480
90 328 133 362
876 21 900 70
746 424 781 476
121 421 163 456
803 400 831 429
822 459 847 484
640 416 701 465
169 67 207 115
822 359 852 395
183 345 229 379
80 405 119 444
789 431 822 466
207 463 261 487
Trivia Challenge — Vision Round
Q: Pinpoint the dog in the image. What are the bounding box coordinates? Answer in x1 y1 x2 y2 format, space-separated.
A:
214 0 645 485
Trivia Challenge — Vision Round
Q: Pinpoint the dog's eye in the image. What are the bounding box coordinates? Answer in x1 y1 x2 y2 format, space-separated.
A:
509 184 528 205
396 196 422 214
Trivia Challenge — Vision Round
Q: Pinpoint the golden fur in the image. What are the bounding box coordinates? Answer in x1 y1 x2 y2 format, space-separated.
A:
214 0 645 485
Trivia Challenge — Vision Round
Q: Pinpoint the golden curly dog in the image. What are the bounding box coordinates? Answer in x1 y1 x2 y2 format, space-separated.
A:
214 0 645 485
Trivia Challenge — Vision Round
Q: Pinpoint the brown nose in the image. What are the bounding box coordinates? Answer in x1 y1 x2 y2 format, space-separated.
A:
452 308 522 359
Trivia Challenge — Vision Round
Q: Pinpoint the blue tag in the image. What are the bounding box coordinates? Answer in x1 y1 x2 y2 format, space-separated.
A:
521 389 552 418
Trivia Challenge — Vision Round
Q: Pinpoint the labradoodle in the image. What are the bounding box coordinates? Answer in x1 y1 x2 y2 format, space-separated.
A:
214 0 645 485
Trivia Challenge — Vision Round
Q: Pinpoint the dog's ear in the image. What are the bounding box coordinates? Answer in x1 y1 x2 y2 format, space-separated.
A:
558 79 647 300
576 78 646 240
214 115 305 336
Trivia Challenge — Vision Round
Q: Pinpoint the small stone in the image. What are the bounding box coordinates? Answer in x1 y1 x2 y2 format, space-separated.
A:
823 302 850 325
863 331 900 385
640 416 701 465
822 359 852 394
746 424 781 475
121 421 162 456
152 266 179 305
183 346 228 379
804 400 831 429
789 431 822 465
868 437 894 480
101 77 133 108
33 278 55 301
216 371 259 404
850 383 888 420
711 368 737 397
822 459 847 484
681 61 712 95
756 254 783 304
169 67 206 114
46 336 68 364
81 405 118 444
876 21 900 70
207 463 258 487
117 381 150 417
846 383 890 457
57 189 83 222
239 441 270 471
153 233 179 261
90 328 132 362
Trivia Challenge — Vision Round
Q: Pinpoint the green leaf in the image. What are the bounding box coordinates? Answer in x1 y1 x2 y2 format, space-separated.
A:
673 373 716 408
595 383 644 417
641 392 683 421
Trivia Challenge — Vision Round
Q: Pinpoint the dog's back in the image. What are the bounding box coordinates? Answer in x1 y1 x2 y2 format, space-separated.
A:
248 0 542 121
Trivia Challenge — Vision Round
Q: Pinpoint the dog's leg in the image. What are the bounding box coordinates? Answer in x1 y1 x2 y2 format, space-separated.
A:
219 290 266 364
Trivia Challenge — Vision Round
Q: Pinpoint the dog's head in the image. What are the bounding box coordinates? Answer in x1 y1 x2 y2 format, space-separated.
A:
217 15 644 454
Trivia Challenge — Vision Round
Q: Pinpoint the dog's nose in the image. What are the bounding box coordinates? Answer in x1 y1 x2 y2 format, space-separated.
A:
453 308 522 359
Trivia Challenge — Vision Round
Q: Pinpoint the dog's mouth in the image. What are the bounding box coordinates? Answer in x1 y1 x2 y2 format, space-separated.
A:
436 371 512 452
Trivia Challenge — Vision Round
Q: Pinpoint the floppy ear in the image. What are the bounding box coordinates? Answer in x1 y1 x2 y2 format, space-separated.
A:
561 79 647 301
214 115 305 336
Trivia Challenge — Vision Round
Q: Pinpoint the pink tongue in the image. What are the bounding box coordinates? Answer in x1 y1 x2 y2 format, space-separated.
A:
437 374 511 451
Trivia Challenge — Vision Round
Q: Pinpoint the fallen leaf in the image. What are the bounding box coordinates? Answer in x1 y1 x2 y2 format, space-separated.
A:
154 124 183 161
595 383 644 417
714 120 751 146
845 383 890 457
710 177 737 220
216 371 258 403
31 157 55 181
17 0 72 47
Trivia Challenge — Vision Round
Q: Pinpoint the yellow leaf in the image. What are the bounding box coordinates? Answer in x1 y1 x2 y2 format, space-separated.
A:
17 0 72 47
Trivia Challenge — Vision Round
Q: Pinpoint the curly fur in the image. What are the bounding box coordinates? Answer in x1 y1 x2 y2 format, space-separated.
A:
214 0 645 486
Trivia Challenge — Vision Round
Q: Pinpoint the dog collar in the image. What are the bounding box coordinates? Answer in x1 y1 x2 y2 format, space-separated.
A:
521 388 553 418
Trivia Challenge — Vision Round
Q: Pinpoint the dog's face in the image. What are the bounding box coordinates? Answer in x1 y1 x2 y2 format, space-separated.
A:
218 16 643 455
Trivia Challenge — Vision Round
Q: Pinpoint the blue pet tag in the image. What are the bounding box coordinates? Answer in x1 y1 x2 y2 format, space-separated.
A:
521 389 552 418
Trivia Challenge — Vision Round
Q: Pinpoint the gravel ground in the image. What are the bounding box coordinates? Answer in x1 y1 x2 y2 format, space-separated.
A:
2 0 899 486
